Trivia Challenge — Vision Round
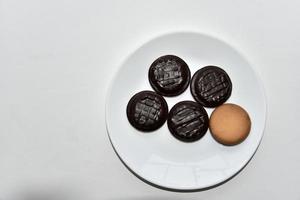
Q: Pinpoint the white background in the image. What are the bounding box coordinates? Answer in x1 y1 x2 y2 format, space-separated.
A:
0 0 299 199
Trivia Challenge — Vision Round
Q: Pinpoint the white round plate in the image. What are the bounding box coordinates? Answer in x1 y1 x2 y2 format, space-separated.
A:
106 32 266 191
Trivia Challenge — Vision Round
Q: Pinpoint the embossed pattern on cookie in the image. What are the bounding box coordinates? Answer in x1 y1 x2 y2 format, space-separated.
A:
149 55 190 96
127 91 168 132
168 101 209 142
191 66 232 107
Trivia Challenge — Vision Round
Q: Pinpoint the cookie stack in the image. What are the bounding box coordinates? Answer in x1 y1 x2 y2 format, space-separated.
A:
127 55 251 146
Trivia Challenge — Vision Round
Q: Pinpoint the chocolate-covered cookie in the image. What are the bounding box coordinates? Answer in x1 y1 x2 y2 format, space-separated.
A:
148 55 191 96
167 101 209 142
127 91 168 132
191 66 232 107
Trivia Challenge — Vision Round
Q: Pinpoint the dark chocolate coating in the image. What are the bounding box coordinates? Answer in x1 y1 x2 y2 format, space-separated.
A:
148 55 191 97
190 66 232 107
127 91 168 132
167 101 209 142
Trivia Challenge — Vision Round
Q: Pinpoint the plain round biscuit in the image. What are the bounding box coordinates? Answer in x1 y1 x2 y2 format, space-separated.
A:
209 103 251 146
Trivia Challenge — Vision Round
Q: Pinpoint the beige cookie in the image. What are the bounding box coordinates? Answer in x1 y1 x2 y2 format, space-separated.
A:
209 103 251 146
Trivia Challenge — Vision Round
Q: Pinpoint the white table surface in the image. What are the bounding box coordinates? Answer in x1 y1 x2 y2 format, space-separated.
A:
0 0 300 199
